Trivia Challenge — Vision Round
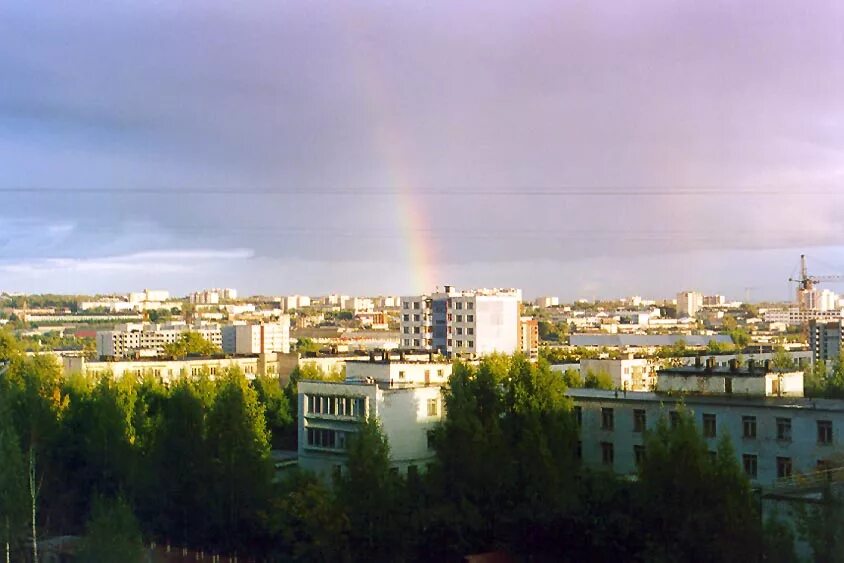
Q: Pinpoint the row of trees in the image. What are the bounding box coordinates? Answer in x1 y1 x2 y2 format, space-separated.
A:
0 327 835 560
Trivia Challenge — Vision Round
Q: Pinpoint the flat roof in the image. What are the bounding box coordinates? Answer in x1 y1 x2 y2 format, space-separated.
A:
657 366 801 378
566 388 844 413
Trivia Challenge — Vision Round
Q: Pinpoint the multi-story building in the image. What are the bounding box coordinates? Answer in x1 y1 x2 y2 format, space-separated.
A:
221 319 291 355
128 289 170 303
280 295 312 311
534 296 560 308
519 317 539 360
580 356 658 391
400 286 521 357
764 308 843 326
190 290 220 305
297 352 453 479
96 322 222 359
63 351 297 382
702 294 726 307
809 320 843 364
570 383 840 487
676 291 704 318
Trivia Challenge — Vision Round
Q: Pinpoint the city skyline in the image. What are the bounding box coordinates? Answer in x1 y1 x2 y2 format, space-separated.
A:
2 1 844 297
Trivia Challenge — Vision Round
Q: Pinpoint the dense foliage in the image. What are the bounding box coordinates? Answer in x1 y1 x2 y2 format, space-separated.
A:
0 332 804 560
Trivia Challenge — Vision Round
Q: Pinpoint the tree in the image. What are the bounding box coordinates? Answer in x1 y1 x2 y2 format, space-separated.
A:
162 332 221 358
584 369 614 390
637 410 763 561
561 368 583 388
295 337 319 354
794 482 844 562
762 510 799 563
771 345 794 370
251 375 294 449
206 369 273 551
76 495 144 563
336 417 405 562
0 409 27 563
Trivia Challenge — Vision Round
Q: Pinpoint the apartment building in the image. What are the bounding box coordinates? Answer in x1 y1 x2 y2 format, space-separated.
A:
280 295 312 311
570 387 843 486
96 322 222 359
764 308 842 326
676 291 703 318
221 320 291 355
809 319 844 364
580 356 658 391
519 317 539 360
297 353 453 479
534 296 560 308
400 286 521 357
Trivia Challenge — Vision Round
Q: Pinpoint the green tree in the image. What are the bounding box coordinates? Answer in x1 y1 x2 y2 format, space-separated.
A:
76 495 144 563
0 409 27 563
162 332 221 358
584 369 614 390
295 337 320 354
206 369 273 551
762 510 799 563
336 417 405 562
252 375 293 448
794 482 844 562
638 410 763 561
561 368 583 388
771 345 794 370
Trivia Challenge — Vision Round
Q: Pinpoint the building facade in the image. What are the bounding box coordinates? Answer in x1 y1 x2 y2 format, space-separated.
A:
580 356 658 391
297 354 452 479
400 286 521 357
809 320 843 364
676 291 703 318
96 322 223 359
221 320 291 355
570 387 844 487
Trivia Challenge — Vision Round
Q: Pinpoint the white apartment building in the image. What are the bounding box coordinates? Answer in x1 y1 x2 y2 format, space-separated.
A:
570 385 843 487
221 320 291 355
580 356 658 391
297 354 453 479
281 295 312 311
96 322 222 359
63 352 296 382
534 296 560 308
400 286 521 357
657 360 804 397
763 308 843 326
128 289 170 303
676 291 703 318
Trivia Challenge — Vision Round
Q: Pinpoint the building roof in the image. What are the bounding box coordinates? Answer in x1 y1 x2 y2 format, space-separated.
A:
566 388 844 413
657 365 800 378
570 334 733 347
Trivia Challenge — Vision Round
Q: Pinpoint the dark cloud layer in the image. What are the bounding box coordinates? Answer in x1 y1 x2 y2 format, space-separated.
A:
1 0 843 296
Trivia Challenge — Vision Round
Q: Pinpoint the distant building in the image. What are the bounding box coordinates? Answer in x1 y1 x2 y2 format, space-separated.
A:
764 308 842 326
809 320 843 364
580 356 658 391
297 352 452 479
221 320 291 355
128 289 170 303
656 359 803 397
676 291 703 318
96 322 222 359
519 317 539 360
400 286 521 357
281 295 312 311
534 296 559 308
702 294 726 307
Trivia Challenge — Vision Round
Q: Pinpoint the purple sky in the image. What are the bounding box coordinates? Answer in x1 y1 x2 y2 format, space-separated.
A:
1 1 843 299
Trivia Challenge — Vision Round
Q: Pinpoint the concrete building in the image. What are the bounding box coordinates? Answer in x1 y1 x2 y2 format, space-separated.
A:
128 289 170 303
809 320 843 364
534 296 560 308
519 317 539 360
400 286 521 357
580 356 658 391
656 359 804 397
297 352 453 479
63 352 297 382
96 322 222 359
702 294 726 307
676 291 704 318
280 295 312 311
221 320 291 355
764 308 843 326
570 385 843 487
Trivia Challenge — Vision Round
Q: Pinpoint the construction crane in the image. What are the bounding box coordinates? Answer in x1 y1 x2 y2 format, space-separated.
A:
788 254 844 309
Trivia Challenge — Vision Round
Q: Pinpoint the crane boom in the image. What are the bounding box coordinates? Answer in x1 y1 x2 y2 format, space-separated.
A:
788 254 844 309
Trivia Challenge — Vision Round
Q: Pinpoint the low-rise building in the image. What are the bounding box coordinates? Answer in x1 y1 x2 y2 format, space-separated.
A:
569 387 843 486
656 359 803 397
580 356 658 391
297 353 452 479
96 322 222 359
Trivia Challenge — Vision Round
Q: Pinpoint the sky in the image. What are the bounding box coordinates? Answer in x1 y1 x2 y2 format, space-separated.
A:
1 0 843 300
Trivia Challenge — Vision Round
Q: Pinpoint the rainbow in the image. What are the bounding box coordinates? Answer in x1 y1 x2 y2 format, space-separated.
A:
340 11 437 293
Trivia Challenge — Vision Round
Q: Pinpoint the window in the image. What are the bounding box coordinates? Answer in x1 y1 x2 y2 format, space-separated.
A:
413 315 420 322
600 442 614 466
456 327 463 335
633 409 646 433
818 420 833 445
467 340 474 348
669 411 680 429
634 445 646 466
456 314 463 322
703 413 717 438
427 430 436 450
399 370 406 379
456 302 463 310
403 314 409 321
468 302 474 310
742 416 757 439
427 398 439 417
574 406 582 428
601 408 614 431
777 456 793 479
777 418 792 442
407 465 419 480
467 327 474 335
467 315 474 322
742 454 758 478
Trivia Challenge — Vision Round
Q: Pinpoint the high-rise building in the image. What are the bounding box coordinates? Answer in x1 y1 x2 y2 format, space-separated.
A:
676 291 704 318
519 317 539 360
534 296 559 308
702 294 726 307
400 286 521 357
221 319 291 355
809 320 843 364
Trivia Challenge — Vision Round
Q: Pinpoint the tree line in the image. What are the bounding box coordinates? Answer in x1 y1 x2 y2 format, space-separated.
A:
0 330 836 561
